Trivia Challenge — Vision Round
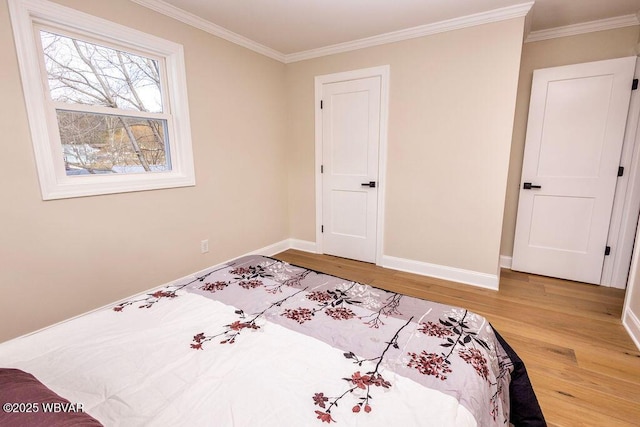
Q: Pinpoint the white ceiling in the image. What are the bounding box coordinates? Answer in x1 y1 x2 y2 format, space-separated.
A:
151 0 640 55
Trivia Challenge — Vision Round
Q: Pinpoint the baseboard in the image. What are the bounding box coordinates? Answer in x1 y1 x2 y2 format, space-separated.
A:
623 309 640 351
4 239 503 344
289 239 318 253
288 242 499 290
245 238 318 255
244 239 291 257
499 255 513 269
380 255 499 290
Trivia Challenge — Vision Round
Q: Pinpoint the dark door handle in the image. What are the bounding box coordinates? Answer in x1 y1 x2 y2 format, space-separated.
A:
523 182 541 190
361 181 376 188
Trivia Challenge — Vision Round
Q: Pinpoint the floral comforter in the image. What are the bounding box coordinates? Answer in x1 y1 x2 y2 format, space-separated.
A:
0 255 537 426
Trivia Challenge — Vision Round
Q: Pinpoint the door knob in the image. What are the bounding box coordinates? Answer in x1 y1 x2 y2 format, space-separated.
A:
523 182 541 190
361 181 376 188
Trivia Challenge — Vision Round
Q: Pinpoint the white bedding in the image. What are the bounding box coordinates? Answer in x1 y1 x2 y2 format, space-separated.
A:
0 256 516 426
0 292 476 426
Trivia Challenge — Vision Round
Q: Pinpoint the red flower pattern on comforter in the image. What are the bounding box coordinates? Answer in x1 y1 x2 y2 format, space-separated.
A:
113 255 513 426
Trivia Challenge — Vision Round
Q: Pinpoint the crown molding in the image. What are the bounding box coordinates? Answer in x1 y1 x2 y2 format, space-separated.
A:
284 2 534 63
130 0 532 64
127 2 639 62
525 14 640 43
129 0 286 62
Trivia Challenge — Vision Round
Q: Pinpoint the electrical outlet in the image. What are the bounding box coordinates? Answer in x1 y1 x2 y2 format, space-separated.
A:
200 239 209 254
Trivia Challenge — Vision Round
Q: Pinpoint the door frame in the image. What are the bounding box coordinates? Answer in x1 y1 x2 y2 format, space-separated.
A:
602 59 640 289
314 65 390 265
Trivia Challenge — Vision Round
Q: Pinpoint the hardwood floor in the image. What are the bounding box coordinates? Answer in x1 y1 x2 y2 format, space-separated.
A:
273 249 640 427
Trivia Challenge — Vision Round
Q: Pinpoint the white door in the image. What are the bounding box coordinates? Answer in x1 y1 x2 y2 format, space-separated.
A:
512 57 636 284
321 76 381 263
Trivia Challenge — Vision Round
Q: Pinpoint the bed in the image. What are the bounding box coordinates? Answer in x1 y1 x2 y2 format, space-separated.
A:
0 255 545 426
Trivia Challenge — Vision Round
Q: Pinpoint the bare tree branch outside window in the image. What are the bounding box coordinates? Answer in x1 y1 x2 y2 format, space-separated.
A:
40 31 170 175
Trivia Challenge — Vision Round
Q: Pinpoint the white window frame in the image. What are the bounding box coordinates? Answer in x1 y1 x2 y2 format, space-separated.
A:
8 0 196 200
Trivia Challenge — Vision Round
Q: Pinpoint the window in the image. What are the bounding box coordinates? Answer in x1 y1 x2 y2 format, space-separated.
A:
9 0 195 199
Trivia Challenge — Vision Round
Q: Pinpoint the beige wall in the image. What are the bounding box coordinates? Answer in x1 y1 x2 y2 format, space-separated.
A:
14 0 628 342
0 0 288 342
287 18 525 275
500 26 640 257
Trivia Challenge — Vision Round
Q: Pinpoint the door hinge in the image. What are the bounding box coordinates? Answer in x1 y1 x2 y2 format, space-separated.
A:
321 165 323 173
618 166 624 177
321 225 324 233
633 79 638 91
320 100 323 109
605 246 611 256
